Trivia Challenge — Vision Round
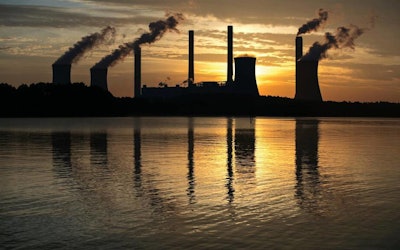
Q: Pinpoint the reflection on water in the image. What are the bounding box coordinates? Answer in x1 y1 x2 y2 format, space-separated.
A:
52 132 72 179
133 118 142 190
235 118 256 170
1 117 399 249
295 119 322 214
90 131 108 166
187 117 195 203
226 118 234 203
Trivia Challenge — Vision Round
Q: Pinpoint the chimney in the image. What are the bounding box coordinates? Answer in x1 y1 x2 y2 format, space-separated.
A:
234 56 259 96
52 64 71 84
90 67 108 91
295 36 302 100
296 36 303 61
134 47 141 98
227 25 233 84
188 30 194 87
295 60 323 101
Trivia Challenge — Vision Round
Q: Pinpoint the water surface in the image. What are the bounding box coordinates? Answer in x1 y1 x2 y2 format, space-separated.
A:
0 117 399 249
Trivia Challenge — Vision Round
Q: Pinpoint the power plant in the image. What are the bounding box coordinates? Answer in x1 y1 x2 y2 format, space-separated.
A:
295 36 323 102
141 25 260 98
51 26 324 102
46 7 375 108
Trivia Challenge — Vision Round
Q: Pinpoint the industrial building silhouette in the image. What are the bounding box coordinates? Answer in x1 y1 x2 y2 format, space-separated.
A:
295 36 323 102
52 25 324 102
140 25 260 98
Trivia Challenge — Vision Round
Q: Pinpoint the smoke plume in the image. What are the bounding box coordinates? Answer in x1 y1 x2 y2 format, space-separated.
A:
297 9 329 36
54 26 116 65
92 13 184 69
300 24 366 61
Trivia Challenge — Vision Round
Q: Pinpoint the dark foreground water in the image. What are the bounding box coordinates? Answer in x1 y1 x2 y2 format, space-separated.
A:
0 117 399 249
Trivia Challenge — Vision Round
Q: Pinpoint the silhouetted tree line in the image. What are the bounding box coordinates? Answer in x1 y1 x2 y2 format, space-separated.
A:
0 82 399 117
0 82 123 117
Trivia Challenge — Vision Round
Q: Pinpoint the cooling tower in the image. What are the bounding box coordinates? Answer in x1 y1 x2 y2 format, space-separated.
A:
134 47 141 98
295 37 323 102
188 30 194 87
52 64 71 84
295 60 323 102
234 57 259 96
227 25 233 84
90 67 108 91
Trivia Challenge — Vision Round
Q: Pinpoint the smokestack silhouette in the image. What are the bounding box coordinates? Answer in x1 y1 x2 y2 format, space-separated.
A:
92 13 184 69
134 47 141 97
297 9 328 36
296 36 303 61
227 25 233 84
188 30 194 87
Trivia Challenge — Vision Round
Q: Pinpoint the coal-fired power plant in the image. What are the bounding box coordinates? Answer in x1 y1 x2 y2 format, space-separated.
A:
52 64 71 85
295 36 323 102
141 25 260 98
48 9 368 106
90 67 108 91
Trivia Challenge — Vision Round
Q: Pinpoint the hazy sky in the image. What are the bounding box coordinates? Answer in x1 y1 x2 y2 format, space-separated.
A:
0 0 399 102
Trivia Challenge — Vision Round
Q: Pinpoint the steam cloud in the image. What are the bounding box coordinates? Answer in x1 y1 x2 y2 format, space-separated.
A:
92 13 184 69
297 9 329 36
54 26 116 65
300 24 366 61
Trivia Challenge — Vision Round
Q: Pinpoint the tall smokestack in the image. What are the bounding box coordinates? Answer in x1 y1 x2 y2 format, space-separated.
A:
296 36 303 61
227 25 233 84
90 67 108 91
52 64 71 84
234 56 259 96
134 47 141 98
188 30 194 87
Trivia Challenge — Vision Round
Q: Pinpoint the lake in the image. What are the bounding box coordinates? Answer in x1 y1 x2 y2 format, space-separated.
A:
0 117 399 249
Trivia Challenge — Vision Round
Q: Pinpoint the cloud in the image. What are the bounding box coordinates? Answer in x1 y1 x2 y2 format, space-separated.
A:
0 4 155 28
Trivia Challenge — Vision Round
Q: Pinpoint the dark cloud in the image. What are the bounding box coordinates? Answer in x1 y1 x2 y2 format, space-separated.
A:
0 4 155 28
81 0 320 25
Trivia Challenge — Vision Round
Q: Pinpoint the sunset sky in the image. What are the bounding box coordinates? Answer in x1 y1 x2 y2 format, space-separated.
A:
0 0 399 102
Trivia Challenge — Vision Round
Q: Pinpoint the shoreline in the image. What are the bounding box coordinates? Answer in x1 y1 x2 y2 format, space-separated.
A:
1 83 399 118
